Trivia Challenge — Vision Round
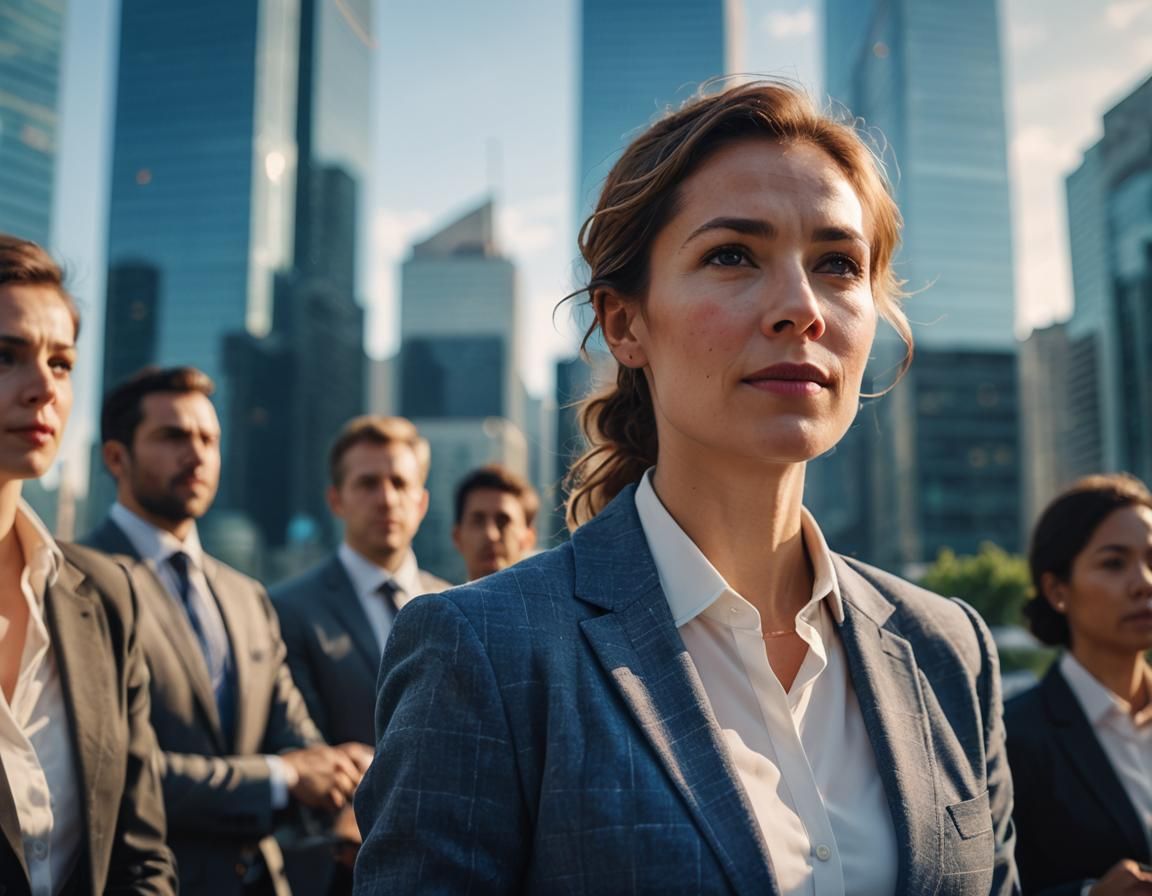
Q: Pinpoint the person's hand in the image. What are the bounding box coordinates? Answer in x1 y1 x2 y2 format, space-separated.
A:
336 741 374 780
280 745 361 812
332 804 362 868
1089 860 1152 895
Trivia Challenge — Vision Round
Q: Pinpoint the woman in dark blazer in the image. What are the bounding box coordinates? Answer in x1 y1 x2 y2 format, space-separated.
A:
353 81 1016 895
0 235 175 894
1007 474 1152 896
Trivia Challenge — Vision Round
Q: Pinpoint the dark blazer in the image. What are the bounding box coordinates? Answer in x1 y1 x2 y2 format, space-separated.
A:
1006 662 1150 895
0 543 176 896
272 553 451 745
353 486 1017 895
81 518 324 896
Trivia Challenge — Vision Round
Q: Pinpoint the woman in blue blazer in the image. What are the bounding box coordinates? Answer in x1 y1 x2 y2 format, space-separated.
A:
1007 474 1152 895
353 81 1017 896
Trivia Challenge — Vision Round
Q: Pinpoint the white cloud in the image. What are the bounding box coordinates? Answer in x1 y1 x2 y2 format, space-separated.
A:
1010 125 1079 171
762 8 815 40
1105 0 1152 29
1007 21 1046 53
498 193 564 257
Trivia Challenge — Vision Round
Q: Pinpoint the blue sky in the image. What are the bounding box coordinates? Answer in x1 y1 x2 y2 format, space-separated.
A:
48 0 1152 485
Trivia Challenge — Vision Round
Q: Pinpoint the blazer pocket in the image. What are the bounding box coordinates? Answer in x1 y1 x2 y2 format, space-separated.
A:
947 790 992 840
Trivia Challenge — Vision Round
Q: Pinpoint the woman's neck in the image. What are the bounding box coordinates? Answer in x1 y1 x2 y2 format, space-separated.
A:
0 479 25 604
1071 645 1151 715
651 447 812 631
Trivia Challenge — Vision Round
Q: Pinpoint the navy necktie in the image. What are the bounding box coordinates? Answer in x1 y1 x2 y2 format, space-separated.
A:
377 579 402 616
168 551 210 656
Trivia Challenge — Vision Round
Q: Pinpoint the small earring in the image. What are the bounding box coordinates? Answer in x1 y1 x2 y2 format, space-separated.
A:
1056 602 1066 611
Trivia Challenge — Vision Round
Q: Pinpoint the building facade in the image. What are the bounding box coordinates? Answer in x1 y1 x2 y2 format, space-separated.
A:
0 0 67 247
816 0 1020 570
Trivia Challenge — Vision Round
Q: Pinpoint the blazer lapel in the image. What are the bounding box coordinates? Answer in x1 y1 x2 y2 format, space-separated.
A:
45 562 115 890
201 557 251 752
86 518 226 749
834 557 941 896
574 490 778 896
0 753 28 882
322 557 380 673
1042 665 1146 848
134 558 226 750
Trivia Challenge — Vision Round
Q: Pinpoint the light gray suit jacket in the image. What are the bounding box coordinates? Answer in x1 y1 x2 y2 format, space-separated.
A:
0 544 176 895
82 518 324 896
354 485 1017 895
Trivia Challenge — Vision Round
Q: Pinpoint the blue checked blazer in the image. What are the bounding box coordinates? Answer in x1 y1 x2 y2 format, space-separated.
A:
353 486 1017 895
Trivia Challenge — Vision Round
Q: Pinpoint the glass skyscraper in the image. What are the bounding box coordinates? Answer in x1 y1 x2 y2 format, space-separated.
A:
0 0 67 247
576 0 737 231
102 1 298 401
814 0 1020 568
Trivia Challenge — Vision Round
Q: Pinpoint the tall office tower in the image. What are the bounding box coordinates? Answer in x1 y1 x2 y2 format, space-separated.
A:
228 0 372 551
576 0 738 231
1064 75 1152 487
1017 322 1071 528
101 1 298 430
397 199 529 581
0 0 66 247
816 0 1020 569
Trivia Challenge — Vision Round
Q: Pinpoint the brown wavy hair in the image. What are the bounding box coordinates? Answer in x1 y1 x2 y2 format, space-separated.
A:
0 233 81 336
564 80 910 528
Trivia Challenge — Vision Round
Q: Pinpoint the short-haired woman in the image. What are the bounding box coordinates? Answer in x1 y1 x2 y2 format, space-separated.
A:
353 81 1017 896
1007 473 1152 895
0 234 175 894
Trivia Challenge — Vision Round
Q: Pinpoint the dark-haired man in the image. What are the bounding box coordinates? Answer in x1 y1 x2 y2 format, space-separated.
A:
451 464 539 581
79 366 370 896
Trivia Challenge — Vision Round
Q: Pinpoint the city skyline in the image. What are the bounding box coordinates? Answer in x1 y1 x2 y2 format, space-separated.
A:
40 0 1152 490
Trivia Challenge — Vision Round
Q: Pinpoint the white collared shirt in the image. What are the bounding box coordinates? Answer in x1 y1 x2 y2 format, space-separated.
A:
108 503 294 807
634 471 898 896
1061 653 1152 854
337 543 425 651
0 501 81 896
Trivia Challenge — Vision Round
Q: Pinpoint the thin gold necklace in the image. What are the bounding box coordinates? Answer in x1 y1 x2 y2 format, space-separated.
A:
762 628 797 639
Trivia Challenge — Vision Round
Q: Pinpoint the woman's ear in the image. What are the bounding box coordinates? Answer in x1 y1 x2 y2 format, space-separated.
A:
1040 572 1067 612
595 288 648 369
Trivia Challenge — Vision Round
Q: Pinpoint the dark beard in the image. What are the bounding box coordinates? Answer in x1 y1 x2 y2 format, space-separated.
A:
130 471 205 524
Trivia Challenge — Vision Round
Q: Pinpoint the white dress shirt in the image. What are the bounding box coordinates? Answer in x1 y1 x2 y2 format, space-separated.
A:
109 503 295 807
337 543 426 651
0 501 81 896
635 472 898 896
1061 652 1152 855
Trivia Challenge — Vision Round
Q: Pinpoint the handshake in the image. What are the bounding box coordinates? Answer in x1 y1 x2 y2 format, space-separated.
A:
280 741 373 813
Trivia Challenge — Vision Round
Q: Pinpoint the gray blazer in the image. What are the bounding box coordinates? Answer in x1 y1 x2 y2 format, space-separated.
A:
272 554 449 746
0 544 176 895
353 485 1017 895
81 518 324 896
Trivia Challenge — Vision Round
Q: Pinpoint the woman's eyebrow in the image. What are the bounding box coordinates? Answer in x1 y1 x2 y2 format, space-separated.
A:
682 216 776 247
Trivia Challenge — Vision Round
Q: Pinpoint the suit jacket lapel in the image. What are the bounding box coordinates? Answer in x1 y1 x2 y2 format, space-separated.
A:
833 556 941 896
573 490 778 896
1042 665 1146 848
94 519 227 750
201 557 251 752
322 557 380 673
0 753 28 882
45 562 114 890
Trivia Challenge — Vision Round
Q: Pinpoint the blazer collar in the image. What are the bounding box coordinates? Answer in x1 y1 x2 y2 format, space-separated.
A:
44 559 115 891
832 556 941 896
1040 662 1146 846
95 517 229 751
573 486 778 896
323 553 380 671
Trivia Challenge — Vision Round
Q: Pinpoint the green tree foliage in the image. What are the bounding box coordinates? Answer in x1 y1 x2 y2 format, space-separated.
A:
919 542 1032 628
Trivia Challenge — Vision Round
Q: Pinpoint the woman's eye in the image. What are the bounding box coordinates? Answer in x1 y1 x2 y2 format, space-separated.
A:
816 254 862 277
706 246 748 267
50 358 73 374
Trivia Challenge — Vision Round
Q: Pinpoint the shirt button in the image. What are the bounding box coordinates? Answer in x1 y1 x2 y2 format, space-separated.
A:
814 844 832 862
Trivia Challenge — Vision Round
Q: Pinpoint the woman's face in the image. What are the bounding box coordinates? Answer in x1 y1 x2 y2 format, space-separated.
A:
0 284 75 483
1050 504 1152 657
605 138 877 469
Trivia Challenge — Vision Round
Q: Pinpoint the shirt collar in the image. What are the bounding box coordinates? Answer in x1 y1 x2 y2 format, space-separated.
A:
338 542 422 601
110 501 205 569
14 499 63 603
634 469 843 628
1061 652 1152 727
